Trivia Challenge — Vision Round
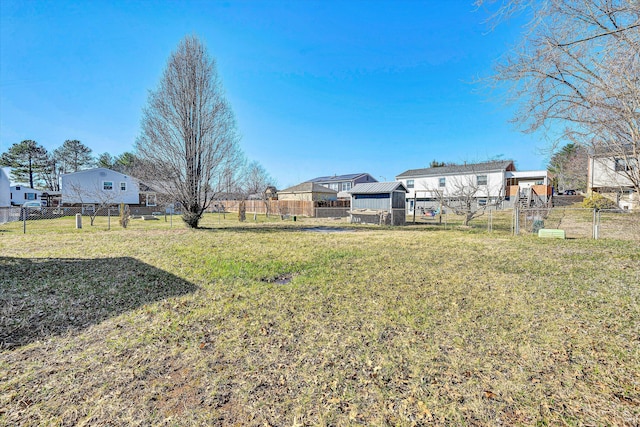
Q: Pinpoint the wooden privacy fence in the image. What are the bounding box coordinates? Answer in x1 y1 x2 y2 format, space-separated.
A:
213 200 350 218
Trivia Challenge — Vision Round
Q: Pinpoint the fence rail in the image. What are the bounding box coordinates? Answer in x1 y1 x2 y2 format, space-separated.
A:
213 200 350 218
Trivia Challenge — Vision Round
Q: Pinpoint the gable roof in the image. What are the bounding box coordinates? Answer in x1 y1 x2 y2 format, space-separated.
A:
307 173 376 183
396 160 515 179
61 167 131 179
278 182 338 194
348 182 408 194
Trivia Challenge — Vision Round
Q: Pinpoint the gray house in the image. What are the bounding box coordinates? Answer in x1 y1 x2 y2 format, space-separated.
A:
307 173 378 199
348 182 408 226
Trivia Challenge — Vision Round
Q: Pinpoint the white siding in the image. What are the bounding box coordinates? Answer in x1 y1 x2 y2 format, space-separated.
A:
0 169 10 207
589 157 636 189
398 170 506 200
10 185 43 205
62 168 139 204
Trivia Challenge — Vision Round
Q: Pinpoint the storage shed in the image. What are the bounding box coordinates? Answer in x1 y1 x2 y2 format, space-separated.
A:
348 182 408 226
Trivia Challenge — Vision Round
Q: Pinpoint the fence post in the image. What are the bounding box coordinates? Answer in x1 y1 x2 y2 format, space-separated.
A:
108 207 111 230
593 209 600 240
22 207 26 234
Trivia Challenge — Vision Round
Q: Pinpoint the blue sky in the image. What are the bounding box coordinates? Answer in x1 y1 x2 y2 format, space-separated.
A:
0 0 547 188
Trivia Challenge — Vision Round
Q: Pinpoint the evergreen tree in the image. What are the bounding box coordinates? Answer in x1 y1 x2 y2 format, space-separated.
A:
57 140 94 172
0 140 48 188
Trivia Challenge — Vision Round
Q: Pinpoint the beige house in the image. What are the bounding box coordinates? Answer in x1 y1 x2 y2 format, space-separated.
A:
587 152 639 210
277 182 338 202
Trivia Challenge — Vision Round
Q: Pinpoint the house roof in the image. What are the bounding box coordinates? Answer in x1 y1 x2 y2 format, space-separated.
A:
278 182 338 194
62 167 131 178
307 173 376 183
505 170 550 179
348 181 408 194
396 160 515 179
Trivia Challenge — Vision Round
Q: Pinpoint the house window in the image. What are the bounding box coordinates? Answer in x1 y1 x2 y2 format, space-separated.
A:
120 182 127 191
407 179 415 189
615 158 635 171
146 193 157 207
25 193 36 200
341 182 351 191
15 186 21 190
103 181 113 190
439 177 446 187
477 175 488 186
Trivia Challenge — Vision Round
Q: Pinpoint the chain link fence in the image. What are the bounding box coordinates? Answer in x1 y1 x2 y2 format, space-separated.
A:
514 207 640 240
0 205 180 233
3 204 638 240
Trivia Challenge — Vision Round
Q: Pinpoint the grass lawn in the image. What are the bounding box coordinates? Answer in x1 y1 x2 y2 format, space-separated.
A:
1 214 639 426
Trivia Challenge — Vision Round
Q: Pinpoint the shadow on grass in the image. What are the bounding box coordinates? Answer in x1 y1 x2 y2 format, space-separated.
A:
197 224 363 233
0 257 198 350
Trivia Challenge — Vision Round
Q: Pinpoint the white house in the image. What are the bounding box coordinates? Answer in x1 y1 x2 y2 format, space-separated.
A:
10 185 43 206
0 168 10 208
396 160 516 212
587 152 639 210
61 168 140 206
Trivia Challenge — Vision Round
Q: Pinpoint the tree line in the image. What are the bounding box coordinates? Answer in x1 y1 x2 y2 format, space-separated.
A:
0 139 137 191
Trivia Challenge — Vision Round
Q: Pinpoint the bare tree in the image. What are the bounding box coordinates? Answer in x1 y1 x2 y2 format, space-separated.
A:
40 155 61 191
478 0 640 194
240 161 275 217
426 175 504 226
135 35 241 228
65 181 120 226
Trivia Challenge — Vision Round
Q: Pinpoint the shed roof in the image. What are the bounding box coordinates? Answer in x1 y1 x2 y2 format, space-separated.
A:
278 182 338 194
348 181 408 194
307 173 375 183
396 160 515 178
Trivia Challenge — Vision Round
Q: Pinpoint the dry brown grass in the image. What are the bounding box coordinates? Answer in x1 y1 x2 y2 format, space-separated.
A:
1 216 639 426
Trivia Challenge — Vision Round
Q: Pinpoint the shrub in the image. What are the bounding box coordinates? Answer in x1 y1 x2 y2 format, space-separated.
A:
581 193 618 210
